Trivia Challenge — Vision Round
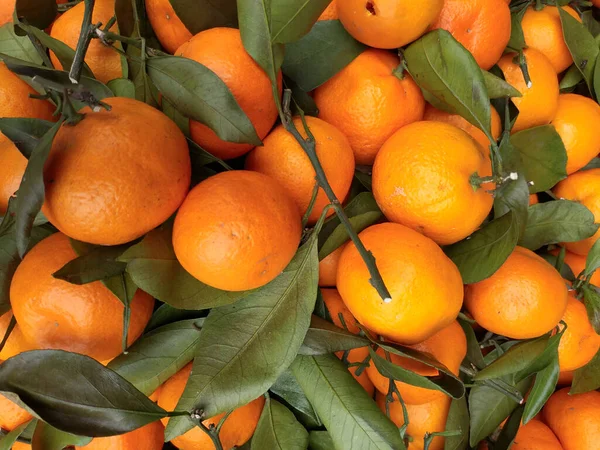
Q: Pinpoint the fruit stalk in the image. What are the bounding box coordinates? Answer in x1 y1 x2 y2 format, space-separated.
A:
69 0 96 83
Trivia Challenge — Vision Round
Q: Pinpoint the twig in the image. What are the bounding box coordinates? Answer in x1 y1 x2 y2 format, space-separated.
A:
302 179 320 228
69 0 96 83
190 409 225 450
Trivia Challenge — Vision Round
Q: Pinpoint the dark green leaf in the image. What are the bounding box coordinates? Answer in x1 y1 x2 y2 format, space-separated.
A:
585 238 600 278
571 349 600 394
15 0 57 30
0 24 42 64
507 4 528 51
522 356 559 424
308 431 334 450
514 330 564 382
494 404 524 450
282 20 365 91
251 397 309 450
284 75 319 116
52 243 129 285
596 53 600 103
354 170 372 191
458 318 485 370
107 78 136 98
560 65 584 92
299 315 370 356
483 70 521 99
291 354 406 450
31 421 92 450
147 56 261 145
444 397 469 450
187 137 231 170
271 0 331 43
169 0 237 35
494 174 529 238
270 369 321 429
145 304 205 332
0 118 53 158
519 200 599 251
0 419 35 450
581 284 600 334
582 10 600 37
128 44 158 106
0 350 167 437
162 98 190 136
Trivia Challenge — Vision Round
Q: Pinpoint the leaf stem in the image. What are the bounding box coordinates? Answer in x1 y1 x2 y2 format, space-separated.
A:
191 410 225 450
0 315 16 353
69 0 96 83
302 179 320 228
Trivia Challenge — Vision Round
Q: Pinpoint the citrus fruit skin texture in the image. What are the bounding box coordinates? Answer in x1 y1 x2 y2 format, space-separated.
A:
465 246 568 340
551 93 600 175
521 6 580 74
318 0 338 20
337 0 443 49
376 393 451 450
557 292 600 372
145 0 192 54
314 49 425 165
498 48 559 133
337 223 463 345
173 170 302 291
0 62 56 215
0 392 32 431
11 443 31 450
158 364 265 450
50 0 123 84
553 169 600 255
529 194 539 205
543 388 600 450
430 0 511 70
246 116 355 225
318 244 346 287
423 104 502 150
510 420 563 450
366 321 466 405
176 28 282 160
10 233 154 362
373 121 494 246
0 312 34 361
73 421 164 450
42 97 191 246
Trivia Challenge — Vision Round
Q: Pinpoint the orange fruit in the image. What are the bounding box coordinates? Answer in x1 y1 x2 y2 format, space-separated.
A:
376 392 451 450
341 347 375 396
464 246 568 339
423 104 502 150
11 443 31 450
73 421 164 450
557 292 600 372
430 0 511 70
50 0 123 84
521 6 581 73
543 388 600 450
0 392 32 431
529 194 539 206
554 248 600 286
173 170 301 291
510 420 563 450
246 116 355 225
366 321 466 405
337 0 443 49
314 49 425 165
337 222 463 345
373 121 494 245
0 62 55 215
318 0 338 20
176 28 281 160
0 311 34 361
557 370 574 386
42 97 191 246
145 0 192 54
553 169 600 255
158 364 265 450
497 48 559 133
318 244 346 287
10 232 154 362
551 93 600 174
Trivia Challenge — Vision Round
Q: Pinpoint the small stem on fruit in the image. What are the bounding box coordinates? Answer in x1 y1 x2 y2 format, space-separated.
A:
423 431 462 450
535 0 543 11
460 365 524 403
302 179 320 228
514 50 532 89
69 0 96 83
0 315 16 353
190 409 225 450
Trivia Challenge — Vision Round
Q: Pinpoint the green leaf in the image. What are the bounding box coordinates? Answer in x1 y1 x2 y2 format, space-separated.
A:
560 65 584 92
146 56 261 146
107 78 136 98
291 354 406 450
15 0 57 30
458 318 485 370
445 211 518 284
187 137 231 171
145 304 204 332
0 350 167 437
494 404 524 450
444 397 469 450
586 239 600 279
0 118 53 158
581 284 600 334
404 29 491 138
494 174 529 238
31 421 92 450
519 200 599 251
108 319 202 396
482 71 521 99
0 24 42 64
162 98 190 137
582 10 600 37
165 229 319 439
308 431 334 450
510 125 567 193
52 243 129 285
571 349 600 394
522 356 559 424
299 315 370 356
282 20 365 91
119 223 249 310
270 369 321 428
0 419 36 450
284 75 319 116
507 3 528 51
128 44 158 106
271 0 331 43
514 331 564 382
169 0 237 35
559 7 599 92
251 397 309 450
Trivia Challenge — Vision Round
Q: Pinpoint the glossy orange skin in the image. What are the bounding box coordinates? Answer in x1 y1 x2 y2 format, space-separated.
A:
176 28 282 160
373 121 494 245
529 194 539 206
73 421 164 450
522 6 580 73
498 49 559 133
159 364 265 450
246 117 355 225
553 169 600 255
338 0 443 49
0 393 32 431
11 443 31 450
376 393 451 450
366 321 466 405
50 0 123 83
0 312 34 361
0 63 55 214
318 244 346 287
145 0 192 54
337 223 463 345
510 420 564 450
552 94 600 174
557 292 600 372
10 233 154 362
173 171 301 291
314 49 425 165
318 0 338 20
423 104 502 150
543 388 600 450
465 246 568 339
42 97 190 246
431 0 511 70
